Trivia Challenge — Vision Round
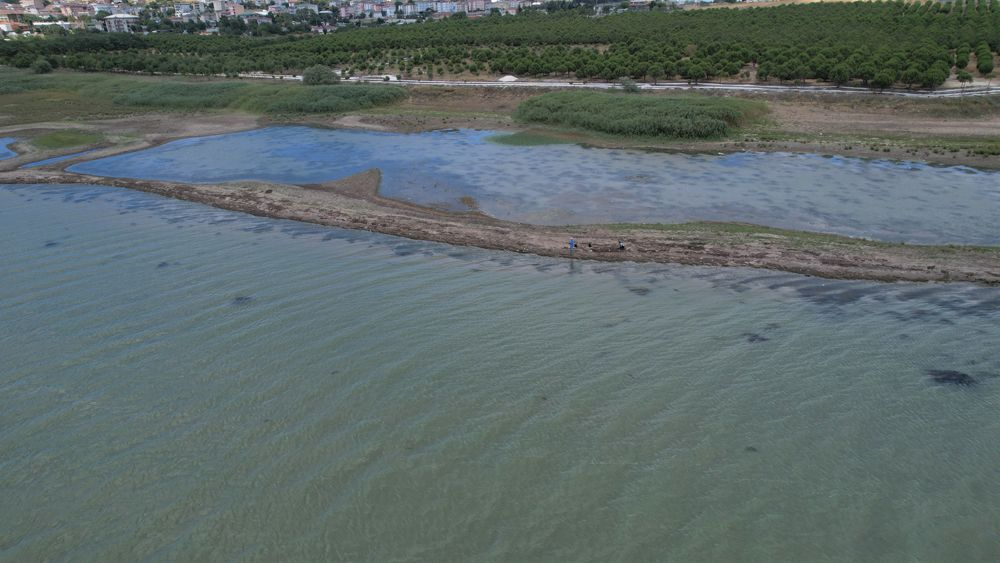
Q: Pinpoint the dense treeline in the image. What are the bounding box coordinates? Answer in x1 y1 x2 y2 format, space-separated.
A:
515 91 766 138
2 0 999 89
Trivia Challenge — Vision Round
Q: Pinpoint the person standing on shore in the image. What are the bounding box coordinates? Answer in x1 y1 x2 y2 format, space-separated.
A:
569 237 576 256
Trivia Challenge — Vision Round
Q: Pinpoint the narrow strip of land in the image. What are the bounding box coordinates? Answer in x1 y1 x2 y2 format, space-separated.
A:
3 167 998 285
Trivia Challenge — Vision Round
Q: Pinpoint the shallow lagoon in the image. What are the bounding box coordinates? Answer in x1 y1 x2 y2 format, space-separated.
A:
20 148 100 169
70 126 1000 245
2 183 1000 560
0 137 17 160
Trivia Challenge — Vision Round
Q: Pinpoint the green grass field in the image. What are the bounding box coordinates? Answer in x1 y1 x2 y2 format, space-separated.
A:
0 69 406 123
30 130 103 149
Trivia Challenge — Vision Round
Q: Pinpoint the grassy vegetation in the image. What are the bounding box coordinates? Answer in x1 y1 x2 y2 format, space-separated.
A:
603 221 889 246
0 69 406 123
30 130 103 149
112 81 406 114
602 221 1000 253
486 131 571 146
515 92 768 139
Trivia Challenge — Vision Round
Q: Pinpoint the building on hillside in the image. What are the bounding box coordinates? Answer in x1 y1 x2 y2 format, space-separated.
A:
61 3 91 17
215 1 245 16
103 12 139 31
19 0 45 14
0 7 29 32
289 2 320 13
239 11 271 24
33 20 78 32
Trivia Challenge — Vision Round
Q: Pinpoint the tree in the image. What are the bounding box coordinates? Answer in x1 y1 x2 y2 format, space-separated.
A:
900 66 922 88
871 69 895 92
829 64 850 86
977 56 994 76
31 57 53 74
648 63 664 84
302 64 339 84
957 69 972 93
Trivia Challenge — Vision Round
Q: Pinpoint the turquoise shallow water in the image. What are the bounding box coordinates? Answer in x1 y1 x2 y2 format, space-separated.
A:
68 126 1000 245
2 183 999 561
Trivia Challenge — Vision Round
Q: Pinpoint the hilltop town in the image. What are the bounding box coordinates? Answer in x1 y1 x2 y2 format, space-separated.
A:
1 0 721 36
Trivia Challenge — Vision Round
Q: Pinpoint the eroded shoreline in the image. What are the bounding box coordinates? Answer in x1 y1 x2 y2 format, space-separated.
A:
3 165 999 285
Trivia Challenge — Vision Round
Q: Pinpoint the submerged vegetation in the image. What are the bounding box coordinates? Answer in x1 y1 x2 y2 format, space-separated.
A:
1 2 999 89
515 92 767 139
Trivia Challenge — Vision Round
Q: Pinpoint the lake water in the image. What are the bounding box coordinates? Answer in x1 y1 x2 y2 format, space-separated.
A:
69 126 1000 245
2 183 999 561
0 137 17 160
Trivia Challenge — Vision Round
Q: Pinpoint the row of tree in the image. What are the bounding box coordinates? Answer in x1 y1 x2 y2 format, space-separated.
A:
1 1 998 89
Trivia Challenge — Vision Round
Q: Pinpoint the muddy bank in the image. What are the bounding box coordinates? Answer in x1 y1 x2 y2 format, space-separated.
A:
330 86 1000 169
0 113 263 172
3 167 998 285
326 111 1000 170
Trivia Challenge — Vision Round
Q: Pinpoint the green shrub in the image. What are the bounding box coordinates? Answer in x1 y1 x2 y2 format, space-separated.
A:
515 91 766 139
30 57 53 74
302 64 339 85
617 77 640 93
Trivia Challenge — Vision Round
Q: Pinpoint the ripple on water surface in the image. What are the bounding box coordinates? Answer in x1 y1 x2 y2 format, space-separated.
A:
2 184 999 561
67 126 1000 245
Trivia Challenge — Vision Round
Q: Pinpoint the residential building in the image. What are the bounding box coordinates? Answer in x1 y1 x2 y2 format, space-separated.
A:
0 7 29 32
19 0 45 14
103 12 139 31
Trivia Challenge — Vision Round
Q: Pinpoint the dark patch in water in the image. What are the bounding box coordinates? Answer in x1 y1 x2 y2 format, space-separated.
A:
231 296 254 306
156 261 170 269
745 446 759 453
243 224 274 234
43 241 59 248
927 369 977 387
742 333 770 343
540 396 548 401
627 287 651 296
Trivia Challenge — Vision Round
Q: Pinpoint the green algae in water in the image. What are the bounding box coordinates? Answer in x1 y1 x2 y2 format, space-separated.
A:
486 131 571 146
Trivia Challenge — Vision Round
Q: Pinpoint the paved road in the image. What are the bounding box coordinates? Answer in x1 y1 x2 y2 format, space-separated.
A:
239 72 997 98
